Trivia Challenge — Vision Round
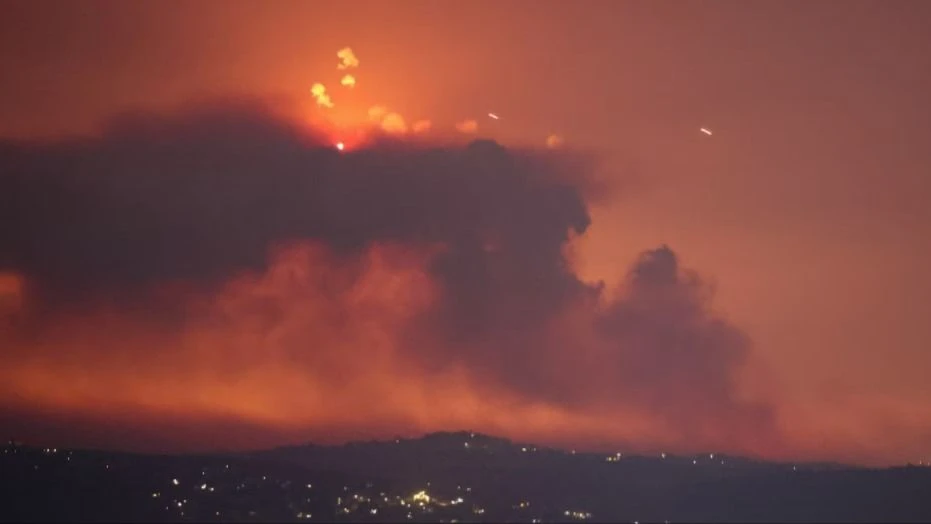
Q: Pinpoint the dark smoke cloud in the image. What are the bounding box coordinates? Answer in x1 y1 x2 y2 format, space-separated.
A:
594 246 775 440
0 100 588 305
0 99 777 443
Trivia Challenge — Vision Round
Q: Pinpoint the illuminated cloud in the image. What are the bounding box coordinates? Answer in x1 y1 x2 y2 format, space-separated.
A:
340 74 356 88
0 100 777 455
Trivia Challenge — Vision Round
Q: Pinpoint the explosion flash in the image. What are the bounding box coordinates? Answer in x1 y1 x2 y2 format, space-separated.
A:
309 48 359 113
310 83 334 108
310 47 565 144
337 47 359 70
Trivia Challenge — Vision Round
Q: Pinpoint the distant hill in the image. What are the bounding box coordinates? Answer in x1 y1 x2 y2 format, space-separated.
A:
258 429 844 476
2 431 930 522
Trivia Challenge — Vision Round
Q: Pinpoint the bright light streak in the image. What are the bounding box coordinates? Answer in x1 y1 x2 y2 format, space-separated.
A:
488 113 500 120
700 127 713 136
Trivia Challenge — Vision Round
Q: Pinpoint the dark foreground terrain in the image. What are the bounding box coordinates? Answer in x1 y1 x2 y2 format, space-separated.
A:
2 431 930 523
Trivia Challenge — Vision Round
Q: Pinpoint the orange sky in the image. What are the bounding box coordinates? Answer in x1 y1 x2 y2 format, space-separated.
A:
1 0 930 466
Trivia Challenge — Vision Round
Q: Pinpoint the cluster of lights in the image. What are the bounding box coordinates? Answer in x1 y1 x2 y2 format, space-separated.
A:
18 442 925 524
565 509 593 520
307 46 566 152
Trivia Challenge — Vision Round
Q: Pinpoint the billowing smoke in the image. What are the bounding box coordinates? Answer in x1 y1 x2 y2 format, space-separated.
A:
0 99 779 455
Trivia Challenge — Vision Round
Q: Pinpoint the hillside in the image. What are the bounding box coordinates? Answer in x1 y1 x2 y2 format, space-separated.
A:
2 432 930 522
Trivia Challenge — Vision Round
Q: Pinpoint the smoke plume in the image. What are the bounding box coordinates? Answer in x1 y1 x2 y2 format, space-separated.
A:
0 98 779 455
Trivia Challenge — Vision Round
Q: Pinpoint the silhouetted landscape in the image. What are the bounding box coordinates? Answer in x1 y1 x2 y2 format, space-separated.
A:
3 432 930 523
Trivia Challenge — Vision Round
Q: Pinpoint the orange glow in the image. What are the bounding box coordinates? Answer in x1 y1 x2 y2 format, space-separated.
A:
380 112 407 134
308 49 420 142
0 118 926 467
304 46 511 148
3 4 931 468
545 134 564 149
0 272 25 316
0 242 717 456
411 119 432 133
368 105 388 122
0 232 784 459
455 119 478 134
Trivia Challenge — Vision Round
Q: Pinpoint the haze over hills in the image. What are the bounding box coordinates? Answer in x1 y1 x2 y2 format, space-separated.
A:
260 430 839 473
3 431 930 523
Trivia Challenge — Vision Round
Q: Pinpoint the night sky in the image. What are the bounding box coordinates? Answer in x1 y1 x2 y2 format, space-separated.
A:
1 0 930 466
